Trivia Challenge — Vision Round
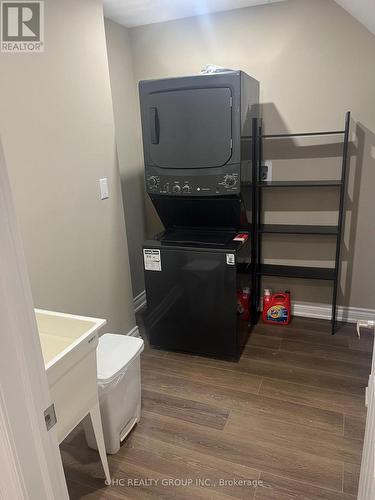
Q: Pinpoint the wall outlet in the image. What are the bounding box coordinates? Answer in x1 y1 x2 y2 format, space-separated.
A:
261 161 272 182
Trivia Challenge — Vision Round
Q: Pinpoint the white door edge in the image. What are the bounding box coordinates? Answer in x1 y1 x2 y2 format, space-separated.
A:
0 138 69 499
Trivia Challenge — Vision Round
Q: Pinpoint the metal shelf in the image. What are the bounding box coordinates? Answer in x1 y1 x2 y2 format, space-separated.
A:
250 111 351 334
261 130 345 139
259 180 342 188
242 130 345 140
258 224 339 235
258 264 335 281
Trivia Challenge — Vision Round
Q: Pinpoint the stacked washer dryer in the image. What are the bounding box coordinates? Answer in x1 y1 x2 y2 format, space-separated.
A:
139 71 259 359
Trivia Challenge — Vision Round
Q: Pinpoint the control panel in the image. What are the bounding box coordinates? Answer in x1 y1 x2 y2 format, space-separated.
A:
146 172 240 197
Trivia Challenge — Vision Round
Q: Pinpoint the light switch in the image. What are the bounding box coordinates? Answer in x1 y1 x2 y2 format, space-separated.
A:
99 178 109 200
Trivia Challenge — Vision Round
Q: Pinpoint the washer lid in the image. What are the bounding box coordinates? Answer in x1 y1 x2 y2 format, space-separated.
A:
97 333 144 383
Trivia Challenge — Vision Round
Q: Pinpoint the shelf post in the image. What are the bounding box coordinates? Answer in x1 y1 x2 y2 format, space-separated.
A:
250 117 259 323
331 111 351 334
256 122 263 315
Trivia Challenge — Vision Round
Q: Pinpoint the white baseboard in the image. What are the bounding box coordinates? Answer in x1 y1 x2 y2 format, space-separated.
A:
100 325 140 338
136 289 375 324
292 301 375 323
127 325 140 337
133 290 146 313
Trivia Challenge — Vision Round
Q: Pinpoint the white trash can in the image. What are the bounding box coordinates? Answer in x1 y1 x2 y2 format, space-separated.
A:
83 333 144 454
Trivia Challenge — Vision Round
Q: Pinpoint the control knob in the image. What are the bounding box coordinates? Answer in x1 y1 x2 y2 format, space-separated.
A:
224 175 237 188
172 185 181 193
182 185 190 193
148 176 158 188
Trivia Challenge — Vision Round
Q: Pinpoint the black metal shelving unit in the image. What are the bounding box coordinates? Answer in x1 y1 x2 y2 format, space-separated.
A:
251 112 351 334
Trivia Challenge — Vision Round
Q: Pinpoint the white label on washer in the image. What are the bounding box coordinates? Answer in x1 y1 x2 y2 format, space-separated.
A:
226 253 235 265
143 249 161 271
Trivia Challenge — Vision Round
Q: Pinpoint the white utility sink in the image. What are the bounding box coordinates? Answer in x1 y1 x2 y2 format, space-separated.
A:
35 308 110 484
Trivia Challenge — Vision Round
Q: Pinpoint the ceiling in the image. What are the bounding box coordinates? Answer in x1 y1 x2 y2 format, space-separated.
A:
103 0 375 35
334 0 375 35
103 0 286 28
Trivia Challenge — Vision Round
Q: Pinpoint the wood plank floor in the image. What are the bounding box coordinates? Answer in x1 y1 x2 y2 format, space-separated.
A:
61 316 372 499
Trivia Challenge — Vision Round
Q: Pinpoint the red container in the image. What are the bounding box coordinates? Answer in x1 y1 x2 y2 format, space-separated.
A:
237 287 250 321
262 290 291 325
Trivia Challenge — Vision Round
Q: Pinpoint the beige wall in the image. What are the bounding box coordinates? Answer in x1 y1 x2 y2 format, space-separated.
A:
128 0 375 309
0 0 136 333
104 19 147 297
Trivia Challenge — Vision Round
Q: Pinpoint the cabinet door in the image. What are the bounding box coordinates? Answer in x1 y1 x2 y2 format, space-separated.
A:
147 88 232 169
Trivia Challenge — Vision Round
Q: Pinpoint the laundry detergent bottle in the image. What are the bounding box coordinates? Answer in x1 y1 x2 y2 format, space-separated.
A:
262 290 291 325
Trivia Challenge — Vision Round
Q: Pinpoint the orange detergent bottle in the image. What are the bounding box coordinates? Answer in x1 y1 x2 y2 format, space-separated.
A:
262 289 291 325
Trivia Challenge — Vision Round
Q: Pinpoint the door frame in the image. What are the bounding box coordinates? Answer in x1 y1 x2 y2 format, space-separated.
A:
0 139 69 499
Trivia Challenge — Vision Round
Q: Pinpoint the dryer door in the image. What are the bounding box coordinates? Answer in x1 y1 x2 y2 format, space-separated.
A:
146 87 232 169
